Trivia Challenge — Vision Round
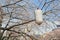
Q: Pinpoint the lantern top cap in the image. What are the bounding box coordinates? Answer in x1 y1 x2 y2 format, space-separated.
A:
37 8 40 9
37 8 39 9
37 8 41 10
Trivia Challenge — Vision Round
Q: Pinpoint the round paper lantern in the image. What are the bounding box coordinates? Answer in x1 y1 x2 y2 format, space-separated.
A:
35 8 43 25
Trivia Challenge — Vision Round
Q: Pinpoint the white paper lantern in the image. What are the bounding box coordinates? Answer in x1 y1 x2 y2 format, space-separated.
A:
35 8 43 25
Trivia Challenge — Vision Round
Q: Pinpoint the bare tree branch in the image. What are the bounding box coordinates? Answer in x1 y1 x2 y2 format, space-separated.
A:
43 9 60 15
7 19 35 30
41 0 55 10
1 0 23 7
0 27 38 40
